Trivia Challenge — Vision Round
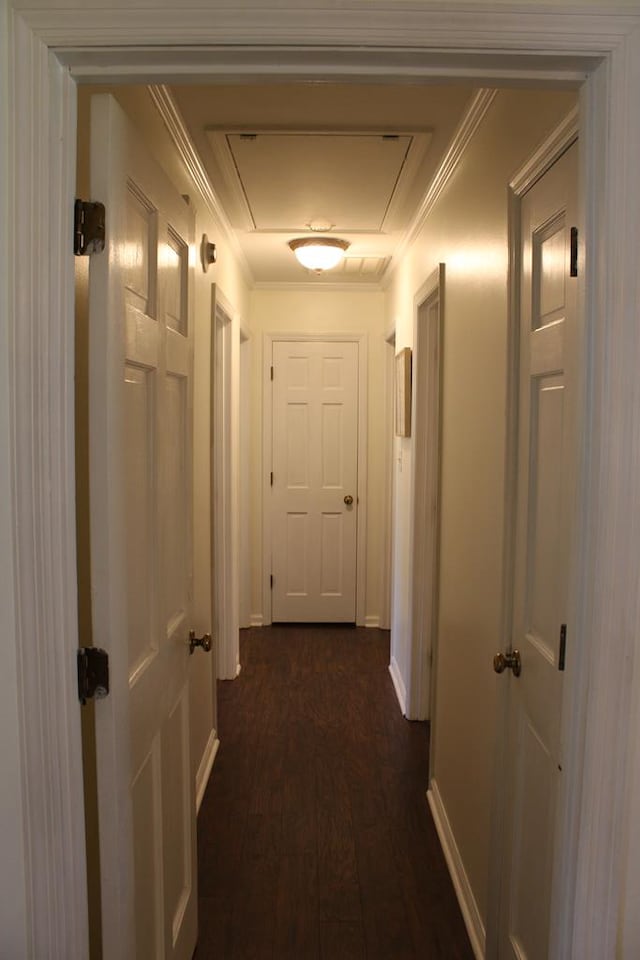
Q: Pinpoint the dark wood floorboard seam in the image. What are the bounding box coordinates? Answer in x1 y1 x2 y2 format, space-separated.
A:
195 625 473 960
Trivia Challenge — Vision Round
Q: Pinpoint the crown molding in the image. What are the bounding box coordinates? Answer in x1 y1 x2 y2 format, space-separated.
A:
383 87 497 286
147 84 254 287
510 104 579 194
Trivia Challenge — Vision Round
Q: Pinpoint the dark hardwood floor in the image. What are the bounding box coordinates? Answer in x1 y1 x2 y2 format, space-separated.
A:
195 625 474 959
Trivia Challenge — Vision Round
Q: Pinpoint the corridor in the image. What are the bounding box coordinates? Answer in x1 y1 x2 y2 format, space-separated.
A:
195 626 473 959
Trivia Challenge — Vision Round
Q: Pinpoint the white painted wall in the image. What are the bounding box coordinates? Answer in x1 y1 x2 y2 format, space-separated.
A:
248 288 388 627
386 87 577 928
0 2 28 953
76 85 250 793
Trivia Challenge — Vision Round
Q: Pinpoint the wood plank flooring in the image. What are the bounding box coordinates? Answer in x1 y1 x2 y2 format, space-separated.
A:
195 625 474 959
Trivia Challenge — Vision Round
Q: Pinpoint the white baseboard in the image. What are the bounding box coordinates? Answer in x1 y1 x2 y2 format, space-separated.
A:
388 656 407 715
249 614 263 627
365 615 380 628
236 662 242 677
427 780 486 960
195 729 220 814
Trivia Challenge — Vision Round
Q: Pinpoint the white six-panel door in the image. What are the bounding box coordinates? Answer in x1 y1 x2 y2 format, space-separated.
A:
271 340 359 622
499 142 578 959
89 94 198 960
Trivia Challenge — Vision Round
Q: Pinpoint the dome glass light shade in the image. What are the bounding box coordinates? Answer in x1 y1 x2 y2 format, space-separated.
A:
288 237 350 272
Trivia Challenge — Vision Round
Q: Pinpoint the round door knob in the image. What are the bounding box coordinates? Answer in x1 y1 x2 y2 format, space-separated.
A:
189 630 212 655
344 495 354 506
493 649 521 677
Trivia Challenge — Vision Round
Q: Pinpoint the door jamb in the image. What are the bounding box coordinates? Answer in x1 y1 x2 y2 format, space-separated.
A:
262 332 368 626
239 324 252 629
406 265 445 724
211 285 241 679
382 326 397 633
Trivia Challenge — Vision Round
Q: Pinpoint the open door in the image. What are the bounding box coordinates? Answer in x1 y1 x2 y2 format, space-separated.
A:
88 93 200 960
497 141 578 958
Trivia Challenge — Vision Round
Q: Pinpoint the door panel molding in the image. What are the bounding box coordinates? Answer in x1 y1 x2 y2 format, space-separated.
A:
262 333 368 625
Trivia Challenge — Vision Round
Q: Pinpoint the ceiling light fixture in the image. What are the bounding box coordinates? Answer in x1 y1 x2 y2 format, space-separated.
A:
288 236 350 273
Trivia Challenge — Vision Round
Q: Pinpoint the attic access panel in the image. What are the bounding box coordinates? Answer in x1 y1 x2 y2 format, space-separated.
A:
208 130 431 232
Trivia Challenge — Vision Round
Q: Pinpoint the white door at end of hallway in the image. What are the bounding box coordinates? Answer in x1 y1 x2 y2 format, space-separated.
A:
498 141 578 959
271 339 359 622
88 93 200 960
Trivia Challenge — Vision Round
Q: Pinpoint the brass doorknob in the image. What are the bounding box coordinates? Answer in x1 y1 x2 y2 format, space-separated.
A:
493 649 521 677
189 630 212 655
344 495 354 506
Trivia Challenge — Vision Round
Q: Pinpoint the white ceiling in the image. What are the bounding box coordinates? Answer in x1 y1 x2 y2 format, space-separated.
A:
170 82 477 285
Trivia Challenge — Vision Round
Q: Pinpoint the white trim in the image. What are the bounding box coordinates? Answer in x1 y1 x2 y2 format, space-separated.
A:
239 329 252 630
384 90 497 286
249 614 264 628
388 656 407 716
148 85 253 287
380 330 396 633
211 287 241 680
510 105 579 195
27 8 638 54
364 615 380 629
8 17 89 958
406 266 444 723
428 781 485 960
262 332 368 626
195 729 219 814
7 6 640 958
568 41 640 959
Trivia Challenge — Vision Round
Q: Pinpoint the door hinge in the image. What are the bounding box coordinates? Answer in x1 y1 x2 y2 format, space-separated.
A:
570 226 578 278
270 366 274 381
77 647 109 705
558 624 567 671
270 574 274 589
74 199 106 256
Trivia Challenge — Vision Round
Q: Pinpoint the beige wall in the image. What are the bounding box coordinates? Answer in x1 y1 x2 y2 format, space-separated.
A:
248 288 389 626
75 85 250 803
385 87 577 926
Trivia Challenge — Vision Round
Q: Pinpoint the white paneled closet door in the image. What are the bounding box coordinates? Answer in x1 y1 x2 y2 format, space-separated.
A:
271 340 359 622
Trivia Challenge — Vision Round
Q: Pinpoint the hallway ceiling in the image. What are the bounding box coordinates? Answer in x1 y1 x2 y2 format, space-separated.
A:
169 83 476 286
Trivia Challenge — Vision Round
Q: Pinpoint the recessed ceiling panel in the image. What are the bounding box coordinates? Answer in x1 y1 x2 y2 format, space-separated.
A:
223 132 415 231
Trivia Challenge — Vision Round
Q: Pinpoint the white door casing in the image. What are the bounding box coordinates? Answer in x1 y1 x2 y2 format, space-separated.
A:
211 288 240 679
239 327 252 629
89 94 198 960
271 339 359 622
8 9 640 960
498 142 578 959
407 266 444 723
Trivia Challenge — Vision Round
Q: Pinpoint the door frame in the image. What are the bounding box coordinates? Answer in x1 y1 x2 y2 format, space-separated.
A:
262 332 368 626
6 6 640 957
406 266 445 723
211 285 241 679
239 324 252 629
486 107 581 959
382 325 397 634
